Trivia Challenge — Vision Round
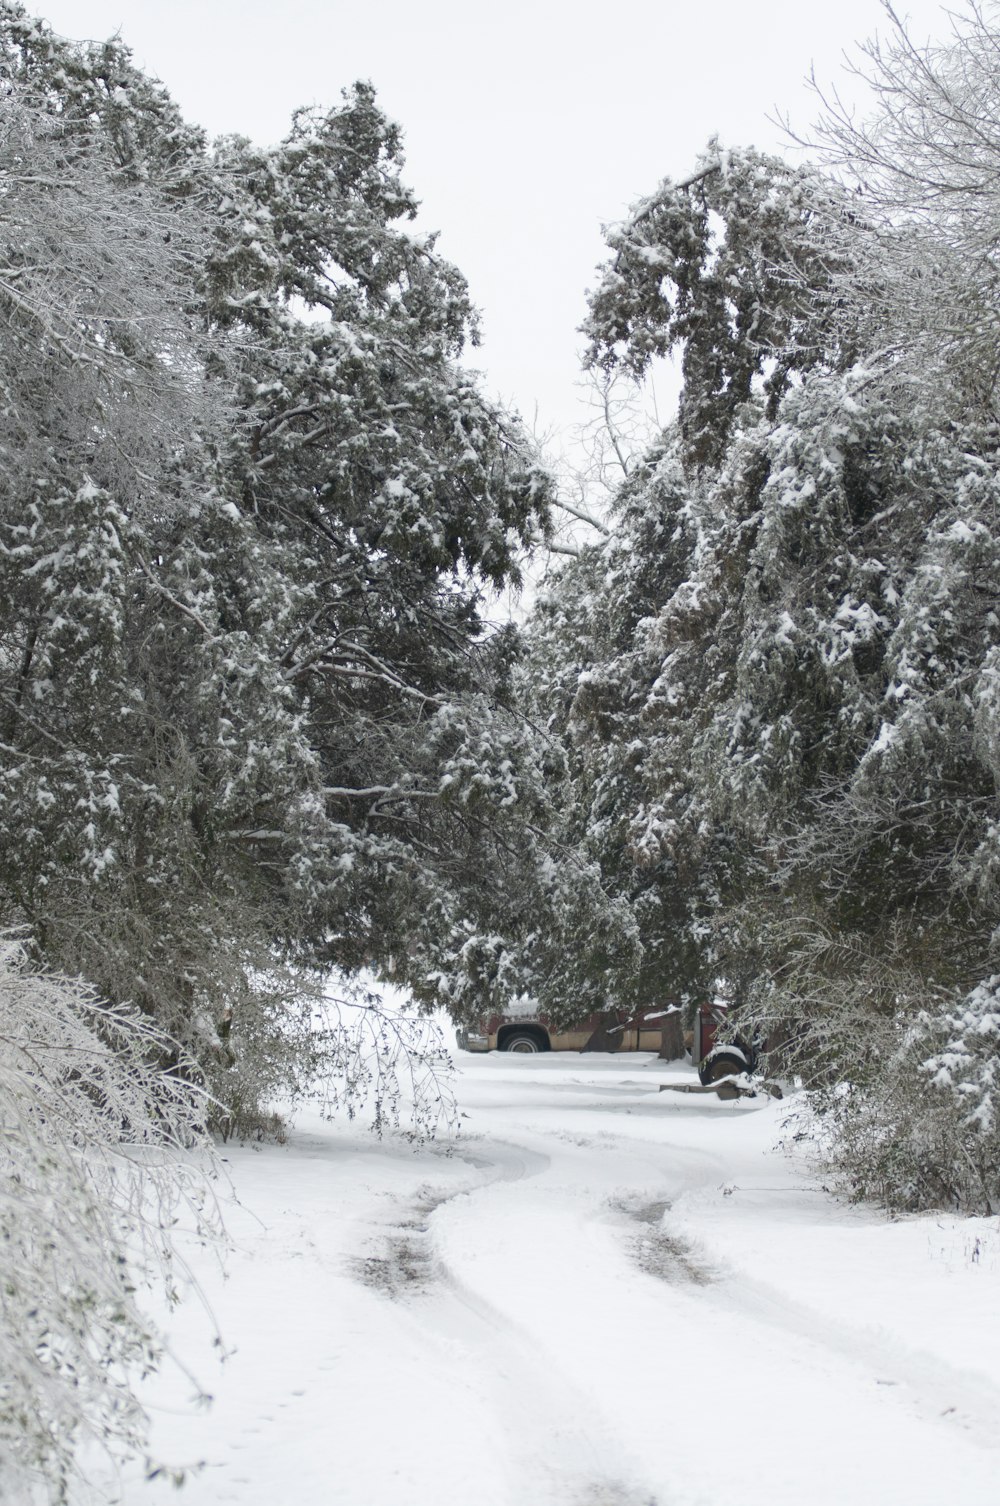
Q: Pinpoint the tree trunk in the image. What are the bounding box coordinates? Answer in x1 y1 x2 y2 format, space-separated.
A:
658 1010 685 1061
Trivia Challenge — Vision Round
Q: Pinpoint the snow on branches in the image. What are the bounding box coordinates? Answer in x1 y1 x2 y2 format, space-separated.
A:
530 3 1000 1211
0 939 218 1501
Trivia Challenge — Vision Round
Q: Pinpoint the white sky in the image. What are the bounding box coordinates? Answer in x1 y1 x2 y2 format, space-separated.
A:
40 0 950 445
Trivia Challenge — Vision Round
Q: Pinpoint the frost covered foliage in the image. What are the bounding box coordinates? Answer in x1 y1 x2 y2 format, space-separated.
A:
716 911 1000 1213
0 941 216 1502
800 0 1000 405
205 973 459 1143
526 3 1000 1209
314 986 457 1140
0 4 563 1126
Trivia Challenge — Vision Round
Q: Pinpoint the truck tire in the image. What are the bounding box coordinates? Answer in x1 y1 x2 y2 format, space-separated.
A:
501 1031 546 1053
697 1045 749 1088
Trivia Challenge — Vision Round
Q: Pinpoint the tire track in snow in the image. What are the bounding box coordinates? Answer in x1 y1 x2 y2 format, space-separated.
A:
611 1195 713 1286
613 1195 1000 1452
713 1268 1000 1450
349 1135 667 1506
349 1138 548 1299
349 1182 453 1297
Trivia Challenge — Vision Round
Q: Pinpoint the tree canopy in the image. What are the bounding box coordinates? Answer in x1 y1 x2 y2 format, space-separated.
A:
11 0 1000 1495
0 2 630 1124
525 1 1000 1214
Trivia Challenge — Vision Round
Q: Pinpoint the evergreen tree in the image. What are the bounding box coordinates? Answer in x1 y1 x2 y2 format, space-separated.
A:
523 434 723 1016
0 4 569 1120
582 144 850 469
531 4 1000 1211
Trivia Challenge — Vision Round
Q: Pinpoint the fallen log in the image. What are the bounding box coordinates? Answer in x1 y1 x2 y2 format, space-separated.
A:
658 1076 783 1101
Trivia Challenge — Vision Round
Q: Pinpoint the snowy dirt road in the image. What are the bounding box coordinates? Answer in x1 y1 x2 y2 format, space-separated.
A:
80 1051 1000 1506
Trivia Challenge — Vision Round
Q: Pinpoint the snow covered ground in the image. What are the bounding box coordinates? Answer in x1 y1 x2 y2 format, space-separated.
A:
74 1048 1000 1506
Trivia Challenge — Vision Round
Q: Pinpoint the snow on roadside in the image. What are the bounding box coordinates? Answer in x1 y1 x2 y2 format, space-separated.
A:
65 1050 1000 1506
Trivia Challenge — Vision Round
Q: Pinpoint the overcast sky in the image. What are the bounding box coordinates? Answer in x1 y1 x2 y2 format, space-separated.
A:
39 0 951 446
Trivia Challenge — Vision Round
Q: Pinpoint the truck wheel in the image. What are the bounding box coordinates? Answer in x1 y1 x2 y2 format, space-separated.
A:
502 1032 544 1053
698 1046 749 1089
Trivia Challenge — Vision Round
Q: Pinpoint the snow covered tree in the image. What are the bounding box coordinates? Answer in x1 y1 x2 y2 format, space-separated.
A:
522 149 855 1020
582 144 852 469
0 3 564 1124
522 432 727 1019
526 3 1000 1210
198 87 559 1000
795 0 1000 415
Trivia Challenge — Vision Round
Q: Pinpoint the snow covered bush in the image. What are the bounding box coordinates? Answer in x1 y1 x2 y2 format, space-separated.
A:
925 978 1000 1137
204 969 458 1143
0 939 217 1501
798 983 1000 1217
729 908 997 1212
916 978 1000 1211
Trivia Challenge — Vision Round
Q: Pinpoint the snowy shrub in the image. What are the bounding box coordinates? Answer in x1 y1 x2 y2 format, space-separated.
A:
761 959 1000 1216
915 978 1000 1211
708 901 995 1212
0 940 218 1502
923 977 1000 1135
